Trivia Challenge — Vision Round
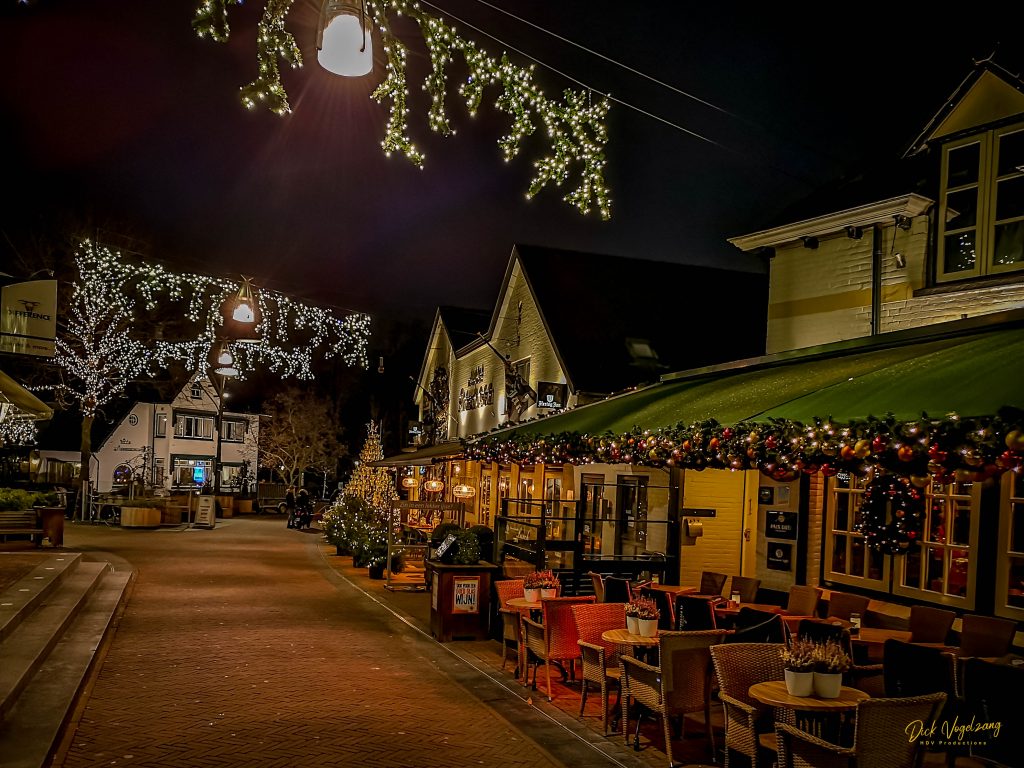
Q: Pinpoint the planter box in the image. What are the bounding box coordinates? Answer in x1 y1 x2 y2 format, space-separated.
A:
121 507 162 528
426 561 498 642
34 506 66 547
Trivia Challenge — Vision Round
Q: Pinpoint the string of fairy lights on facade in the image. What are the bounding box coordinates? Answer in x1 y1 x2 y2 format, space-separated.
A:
0 413 38 447
74 239 371 381
192 0 611 219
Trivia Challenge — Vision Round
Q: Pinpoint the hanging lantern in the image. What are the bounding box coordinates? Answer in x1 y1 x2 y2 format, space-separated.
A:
220 277 262 344
401 475 419 489
207 339 240 377
452 483 476 499
317 0 374 77
423 478 445 493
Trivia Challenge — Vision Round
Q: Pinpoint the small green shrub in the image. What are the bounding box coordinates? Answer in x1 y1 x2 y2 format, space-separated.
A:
452 528 481 565
430 521 462 544
468 525 493 561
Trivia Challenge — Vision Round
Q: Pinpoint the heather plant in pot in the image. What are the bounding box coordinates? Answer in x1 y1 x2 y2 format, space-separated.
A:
780 638 816 696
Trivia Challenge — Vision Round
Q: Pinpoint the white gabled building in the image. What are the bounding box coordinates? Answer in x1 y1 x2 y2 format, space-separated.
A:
92 378 259 494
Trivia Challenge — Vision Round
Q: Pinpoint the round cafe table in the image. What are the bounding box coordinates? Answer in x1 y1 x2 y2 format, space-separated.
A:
749 680 868 745
602 628 660 731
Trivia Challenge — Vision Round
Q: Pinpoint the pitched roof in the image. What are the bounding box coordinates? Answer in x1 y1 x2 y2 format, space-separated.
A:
437 306 490 351
511 244 768 394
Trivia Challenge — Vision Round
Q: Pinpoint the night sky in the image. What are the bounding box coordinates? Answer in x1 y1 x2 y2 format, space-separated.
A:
1 2 1017 325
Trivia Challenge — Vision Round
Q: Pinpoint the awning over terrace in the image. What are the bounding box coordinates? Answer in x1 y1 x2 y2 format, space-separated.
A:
476 311 1024 442
0 369 52 421
371 441 463 467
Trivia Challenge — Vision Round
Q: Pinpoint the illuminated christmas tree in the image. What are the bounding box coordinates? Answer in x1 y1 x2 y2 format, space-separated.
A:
343 422 398 514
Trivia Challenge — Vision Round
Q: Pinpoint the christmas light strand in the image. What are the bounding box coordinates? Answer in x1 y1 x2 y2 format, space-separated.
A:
464 410 1024 484
193 0 612 218
0 412 38 447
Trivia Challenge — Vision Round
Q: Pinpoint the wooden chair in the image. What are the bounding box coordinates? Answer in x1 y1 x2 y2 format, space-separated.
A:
494 578 525 671
621 629 729 766
729 575 760 603
522 595 596 700
639 585 675 631
675 595 718 631
961 657 1024 767
700 571 728 597
958 614 1017 657
724 614 787 644
782 585 822 617
572 602 626 733
603 576 633 603
825 591 869 622
775 693 947 768
710 642 788 768
734 606 779 630
908 605 955 644
586 571 606 603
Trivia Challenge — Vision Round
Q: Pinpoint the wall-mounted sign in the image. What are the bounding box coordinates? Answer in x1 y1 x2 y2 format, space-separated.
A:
767 543 793 571
536 381 568 409
0 280 58 357
458 382 493 411
452 576 480 613
765 510 798 540
758 486 774 505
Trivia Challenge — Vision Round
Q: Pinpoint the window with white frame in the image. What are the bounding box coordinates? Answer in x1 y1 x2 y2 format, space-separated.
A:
937 124 1024 283
824 471 888 590
152 457 166 487
174 413 214 439
172 456 212 487
154 412 167 438
222 419 246 442
479 473 492 527
191 381 204 399
996 471 1024 620
893 479 979 609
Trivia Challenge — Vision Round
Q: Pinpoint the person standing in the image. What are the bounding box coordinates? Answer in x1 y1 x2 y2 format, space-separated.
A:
284 486 297 528
296 487 312 530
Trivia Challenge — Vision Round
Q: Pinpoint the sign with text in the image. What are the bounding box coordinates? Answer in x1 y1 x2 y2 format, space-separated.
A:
452 576 480 613
194 496 216 528
0 280 58 357
767 542 793 571
764 510 798 540
536 381 568 409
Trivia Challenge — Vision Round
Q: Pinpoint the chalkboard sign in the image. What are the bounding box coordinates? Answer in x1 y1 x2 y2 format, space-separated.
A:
433 533 457 559
767 543 793 571
764 510 798 540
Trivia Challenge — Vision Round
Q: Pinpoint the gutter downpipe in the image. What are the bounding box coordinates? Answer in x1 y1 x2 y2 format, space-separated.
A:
871 223 883 336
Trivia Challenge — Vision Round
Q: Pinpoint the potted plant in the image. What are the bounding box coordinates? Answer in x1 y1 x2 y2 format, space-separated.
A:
812 640 851 699
535 569 560 598
629 597 660 637
624 599 642 634
523 570 547 603
780 638 817 696
451 528 481 565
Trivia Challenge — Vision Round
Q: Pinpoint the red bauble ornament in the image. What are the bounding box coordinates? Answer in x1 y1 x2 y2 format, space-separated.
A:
820 464 837 477
871 435 889 453
722 428 733 439
764 436 778 451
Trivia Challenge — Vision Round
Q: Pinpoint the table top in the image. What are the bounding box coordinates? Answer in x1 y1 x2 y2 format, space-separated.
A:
642 584 699 595
714 602 784 616
851 627 912 645
749 680 869 710
506 597 542 610
601 628 660 647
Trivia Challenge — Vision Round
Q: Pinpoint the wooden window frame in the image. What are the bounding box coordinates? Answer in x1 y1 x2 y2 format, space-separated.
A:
996 471 1024 621
823 472 889 592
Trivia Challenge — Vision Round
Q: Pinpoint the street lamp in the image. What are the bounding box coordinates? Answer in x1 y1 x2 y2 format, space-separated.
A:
220 277 262 344
206 340 239 498
316 0 374 77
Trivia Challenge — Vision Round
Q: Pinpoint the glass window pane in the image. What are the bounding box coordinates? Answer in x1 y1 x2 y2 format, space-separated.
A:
850 537 865 577
926 548 945 592
1008 556 1024 610
868 548 884 580
994 221 1024 267
950 502 971 546
903 548 922 588
948 549 969 597
946 187 979 229
832 534 848 574
996 175 1024 221
1013 498 1024 555
997 129 1024 176
947 142 981 186
835 493 849 531
944 231 976 273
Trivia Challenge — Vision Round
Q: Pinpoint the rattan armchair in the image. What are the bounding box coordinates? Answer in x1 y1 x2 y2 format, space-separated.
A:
908 605 955 644
572 602 626 733
700 571 728 597
522 595 596 700
825 591 869 622
775 693 946 768
620 630 729 766
710 642 788 768
586 571 606 602
958 614 1017 657
782 585 822 617
494 578 526 671
729 575 760 603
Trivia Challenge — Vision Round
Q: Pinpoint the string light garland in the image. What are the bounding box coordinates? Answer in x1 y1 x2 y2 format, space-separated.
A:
0 413 38 447
73 240 370 381
193 0 612 218
463 410 1024 484
854 474 925 555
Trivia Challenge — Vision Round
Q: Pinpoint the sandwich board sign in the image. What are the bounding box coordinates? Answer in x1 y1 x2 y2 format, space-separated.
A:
194 496 216 529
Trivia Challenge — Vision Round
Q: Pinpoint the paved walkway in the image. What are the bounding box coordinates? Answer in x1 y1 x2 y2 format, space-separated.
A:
44 517 657 768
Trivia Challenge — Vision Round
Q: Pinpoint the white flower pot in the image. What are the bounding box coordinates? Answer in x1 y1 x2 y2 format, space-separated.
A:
524 587 541 603
784 669 814 697
626 615 640 634
637 618 658 637
813 671 843 699
540 588 557 599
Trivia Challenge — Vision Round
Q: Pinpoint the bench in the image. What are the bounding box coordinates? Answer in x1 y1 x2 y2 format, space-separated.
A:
0 510 45 547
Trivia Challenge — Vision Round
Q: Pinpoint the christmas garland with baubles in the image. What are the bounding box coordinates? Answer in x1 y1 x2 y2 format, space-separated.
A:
464 408 1024 485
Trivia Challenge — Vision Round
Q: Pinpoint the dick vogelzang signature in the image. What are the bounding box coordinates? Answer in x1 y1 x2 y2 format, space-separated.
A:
906 716 1001 745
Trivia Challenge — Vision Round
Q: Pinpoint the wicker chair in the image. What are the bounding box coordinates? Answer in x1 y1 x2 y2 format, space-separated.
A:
775 692 946 768
782 585 822 617
710 642 788 768
603 576 633 603
908 605 955 644
494 578 525 671
728 575 760 603
725 613 787 644
825 591 869 622
587 571 606 603
522 595 596 700
572 602 626 733
621 629 729 766
961 657 1024 767
640 586 676 631
700 571 728 597
958 614 1016 657
675 595 718 631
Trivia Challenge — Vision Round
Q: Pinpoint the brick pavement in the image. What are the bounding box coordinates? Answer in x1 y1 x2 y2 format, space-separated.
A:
47 517 673 768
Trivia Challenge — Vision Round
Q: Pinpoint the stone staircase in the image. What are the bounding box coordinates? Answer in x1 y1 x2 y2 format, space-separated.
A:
0 552 133 768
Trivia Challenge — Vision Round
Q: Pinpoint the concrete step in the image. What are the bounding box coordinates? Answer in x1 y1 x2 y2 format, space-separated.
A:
0 568 133 768
0 561 107 721
0 553 82 642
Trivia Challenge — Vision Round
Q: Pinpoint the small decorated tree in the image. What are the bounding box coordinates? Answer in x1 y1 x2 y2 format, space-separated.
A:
343 422 398 514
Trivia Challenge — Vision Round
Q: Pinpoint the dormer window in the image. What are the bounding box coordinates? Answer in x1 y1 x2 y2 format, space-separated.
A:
938 124 1024 282
191 381 203 399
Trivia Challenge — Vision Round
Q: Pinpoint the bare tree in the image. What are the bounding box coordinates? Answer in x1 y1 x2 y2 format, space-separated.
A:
259 387 346 492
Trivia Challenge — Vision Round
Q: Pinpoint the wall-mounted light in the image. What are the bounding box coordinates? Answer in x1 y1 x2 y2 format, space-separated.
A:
452 483 476 499
894 253 907 269
317 0 374 77
894 214 913 230
423 478 445 493
801 236 819 249
401 474 419 489
845 226 863 240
